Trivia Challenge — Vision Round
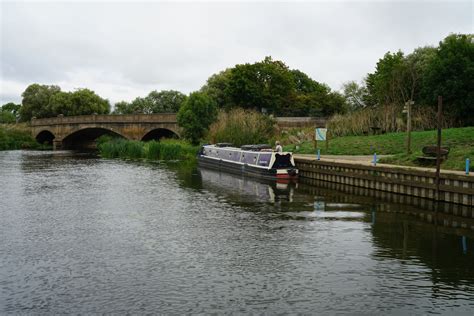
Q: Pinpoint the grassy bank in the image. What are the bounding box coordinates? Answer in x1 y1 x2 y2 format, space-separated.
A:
0 124 47 150
283 127 474 171
98 138 199 161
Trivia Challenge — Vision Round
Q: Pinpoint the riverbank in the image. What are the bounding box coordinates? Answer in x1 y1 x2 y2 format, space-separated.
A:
283 127 474 171
0 124 48 150
97 138 199 161
294 155 473 207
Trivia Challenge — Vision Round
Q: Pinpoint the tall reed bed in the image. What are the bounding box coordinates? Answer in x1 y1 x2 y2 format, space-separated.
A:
98 138 198 161
327 104 453 137
207 108 275 147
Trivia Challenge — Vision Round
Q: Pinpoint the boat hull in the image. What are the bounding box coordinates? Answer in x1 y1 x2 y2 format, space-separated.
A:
197 156 298 182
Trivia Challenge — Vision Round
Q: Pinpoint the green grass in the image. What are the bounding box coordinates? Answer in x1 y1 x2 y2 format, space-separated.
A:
98 138 199 161
0 124 49 150
283 127 474 171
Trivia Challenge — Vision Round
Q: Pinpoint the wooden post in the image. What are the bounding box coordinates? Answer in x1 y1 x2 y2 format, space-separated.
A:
406 100 413 154
435 96 443 201
325 130 329 153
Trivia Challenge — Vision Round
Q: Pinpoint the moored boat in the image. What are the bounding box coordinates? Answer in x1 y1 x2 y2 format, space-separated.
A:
198 143 298 181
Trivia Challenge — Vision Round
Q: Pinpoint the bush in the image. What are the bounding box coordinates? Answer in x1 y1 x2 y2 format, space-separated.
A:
207 108 276 147
0 124 46 150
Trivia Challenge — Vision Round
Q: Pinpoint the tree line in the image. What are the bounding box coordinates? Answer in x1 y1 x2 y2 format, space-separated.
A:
342 33 473 125
1 33 471 129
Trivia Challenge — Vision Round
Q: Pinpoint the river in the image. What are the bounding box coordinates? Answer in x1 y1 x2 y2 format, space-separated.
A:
1 150 473 314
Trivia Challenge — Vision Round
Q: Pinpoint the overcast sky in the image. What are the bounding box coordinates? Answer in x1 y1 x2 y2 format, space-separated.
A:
1 0 472 105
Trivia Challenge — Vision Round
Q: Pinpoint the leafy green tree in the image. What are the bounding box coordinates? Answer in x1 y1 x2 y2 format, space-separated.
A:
200 69 233 109
342 81 367 111
0 102 21 123
19 84 61 121
113 101 133 114
0 111 16 123
47 89 110 117
177 92 217 144
129 97 152 114
365 51 406 106
422 34 474 125
147 90 187 113
227 56 295 114
49 92 74 116
1 102 21 116
68 89 110 115
201 57 346 117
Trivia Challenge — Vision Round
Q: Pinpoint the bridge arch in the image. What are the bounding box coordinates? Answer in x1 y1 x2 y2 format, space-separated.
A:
62 127 127 149
141 128 179 141
35 130 56 145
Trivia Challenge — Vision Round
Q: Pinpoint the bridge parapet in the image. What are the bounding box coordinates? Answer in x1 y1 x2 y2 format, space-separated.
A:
31 113 177 126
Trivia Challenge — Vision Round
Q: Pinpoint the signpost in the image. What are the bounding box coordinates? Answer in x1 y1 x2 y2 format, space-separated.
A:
315 128 329 155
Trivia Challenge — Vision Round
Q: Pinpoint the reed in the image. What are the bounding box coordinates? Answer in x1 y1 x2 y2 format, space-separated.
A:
327 104 453 137
208 108 276 147
98 138 198 161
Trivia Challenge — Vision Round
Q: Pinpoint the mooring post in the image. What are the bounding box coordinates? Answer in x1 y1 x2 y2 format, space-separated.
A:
317 149 320 161
373 153 377 166
466 158 470 175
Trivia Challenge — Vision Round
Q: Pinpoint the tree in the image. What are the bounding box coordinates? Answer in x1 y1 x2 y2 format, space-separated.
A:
0 102 21 123
47 89 110 117
113 101 133 114
19 84 61 121
422 34 474 125
49 91 74 116
177 92 217 144
200 69 233 109
147 90 187 113
365 51 407 107
342 81 367 111
226 56 295 114
68 89 110 115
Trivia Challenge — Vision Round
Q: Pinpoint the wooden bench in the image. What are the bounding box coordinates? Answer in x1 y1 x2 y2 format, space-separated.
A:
416 146 450 164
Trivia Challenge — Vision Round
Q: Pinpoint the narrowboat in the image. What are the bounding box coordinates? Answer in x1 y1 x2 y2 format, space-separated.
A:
197 143 298 181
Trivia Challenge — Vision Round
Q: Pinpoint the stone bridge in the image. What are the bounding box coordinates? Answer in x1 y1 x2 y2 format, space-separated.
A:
31 114 180 149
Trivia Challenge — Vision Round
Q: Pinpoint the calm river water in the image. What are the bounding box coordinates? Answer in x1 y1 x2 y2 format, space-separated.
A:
1 150 474 314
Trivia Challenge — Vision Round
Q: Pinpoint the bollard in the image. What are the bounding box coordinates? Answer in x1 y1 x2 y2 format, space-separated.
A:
373 153 377 166
466 158 470 175
317 149 321 161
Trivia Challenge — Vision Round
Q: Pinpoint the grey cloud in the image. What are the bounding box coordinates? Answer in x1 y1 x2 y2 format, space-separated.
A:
1 1 472 105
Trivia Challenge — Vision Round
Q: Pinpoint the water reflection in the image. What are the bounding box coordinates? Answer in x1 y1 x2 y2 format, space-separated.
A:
199 167 295 203
1 150 474 314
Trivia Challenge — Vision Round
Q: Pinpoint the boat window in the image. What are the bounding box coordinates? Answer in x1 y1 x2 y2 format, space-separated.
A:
257 153 272 167
244 153 258 165
230 151 241 162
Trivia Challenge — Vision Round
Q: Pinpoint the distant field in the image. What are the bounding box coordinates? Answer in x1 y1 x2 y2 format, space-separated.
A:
283 127 474 171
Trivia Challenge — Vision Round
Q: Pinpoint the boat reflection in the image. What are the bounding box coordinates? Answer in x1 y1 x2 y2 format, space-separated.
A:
198 167 295 203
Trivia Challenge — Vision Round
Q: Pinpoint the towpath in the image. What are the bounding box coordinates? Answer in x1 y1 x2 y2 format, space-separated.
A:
293 154 473 177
